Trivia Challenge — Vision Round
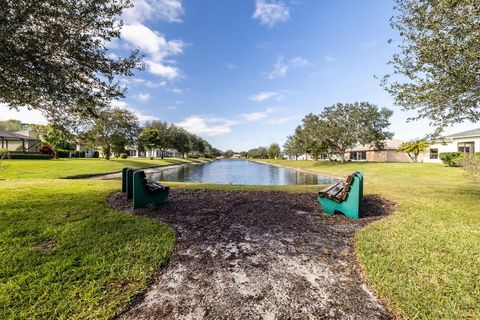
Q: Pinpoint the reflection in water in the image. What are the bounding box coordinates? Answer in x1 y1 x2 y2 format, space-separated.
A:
146 159 340 185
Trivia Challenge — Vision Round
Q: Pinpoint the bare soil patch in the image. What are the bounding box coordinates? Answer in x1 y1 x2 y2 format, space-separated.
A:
110 190 394 319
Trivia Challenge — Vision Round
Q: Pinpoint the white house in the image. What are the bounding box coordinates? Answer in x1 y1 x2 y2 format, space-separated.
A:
126 147 182 158
423 128 480 163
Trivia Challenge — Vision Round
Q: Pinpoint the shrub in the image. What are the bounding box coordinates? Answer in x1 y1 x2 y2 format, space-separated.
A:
80 151 85 158
439 152 463 167
93 150 100 158
56 149 70 158
38 145 54 157
457 154 480 181
0 148 8 160
8 152 51 160
119 153 128 159
73 150 80 157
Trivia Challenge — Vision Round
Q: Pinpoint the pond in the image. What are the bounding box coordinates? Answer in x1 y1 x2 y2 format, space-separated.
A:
146 159 340 185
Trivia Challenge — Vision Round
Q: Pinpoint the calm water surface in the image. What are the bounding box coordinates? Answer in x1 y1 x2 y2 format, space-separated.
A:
146 159 340 185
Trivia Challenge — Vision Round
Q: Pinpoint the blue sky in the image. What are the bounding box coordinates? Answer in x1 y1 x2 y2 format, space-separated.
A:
1 0 476 151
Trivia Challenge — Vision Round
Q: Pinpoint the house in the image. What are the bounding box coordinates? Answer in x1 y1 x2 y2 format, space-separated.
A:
126 147 182 158
345 139 411 162
231 153 242 159
422 128 480 163
0 129 40 152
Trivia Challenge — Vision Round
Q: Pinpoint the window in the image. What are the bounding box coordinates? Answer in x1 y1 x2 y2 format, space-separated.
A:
350 151 367 161
429 148 438 159
458 142 475 154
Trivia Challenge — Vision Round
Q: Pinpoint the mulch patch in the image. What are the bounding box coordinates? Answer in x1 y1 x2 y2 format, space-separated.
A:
110 189 395 320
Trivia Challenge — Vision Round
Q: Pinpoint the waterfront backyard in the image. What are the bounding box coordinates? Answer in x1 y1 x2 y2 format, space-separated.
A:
0 158 479 319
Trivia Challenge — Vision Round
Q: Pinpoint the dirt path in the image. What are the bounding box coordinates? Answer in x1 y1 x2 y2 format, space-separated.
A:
110 190 394 320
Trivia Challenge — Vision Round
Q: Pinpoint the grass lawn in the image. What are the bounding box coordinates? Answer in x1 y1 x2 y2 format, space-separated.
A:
0 157 202 179
0 179 175 319
2 158 479 319
260 159 480 319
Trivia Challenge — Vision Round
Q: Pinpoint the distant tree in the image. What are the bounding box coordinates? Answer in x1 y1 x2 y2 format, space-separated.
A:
318 102 393 162
171 126 190 157
239 151 248 158
397 139 429 162
0 0 142 124
383 0 480 132
283 136 301 160
140 128 160 160
140 121 172 159
247 147 268 159
224 150 235 159
40 125 72 158
0 119 22 132
268 143 281 159
91 108 138 160
301 114 330 160
189 134 205 156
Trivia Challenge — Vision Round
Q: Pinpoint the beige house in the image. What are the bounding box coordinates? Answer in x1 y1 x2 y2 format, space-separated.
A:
345 139 411 162
0 129 40 152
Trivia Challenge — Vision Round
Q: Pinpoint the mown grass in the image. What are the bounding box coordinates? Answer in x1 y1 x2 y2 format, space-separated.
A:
0 157 203 179
260 159 480 319
0 179 175 319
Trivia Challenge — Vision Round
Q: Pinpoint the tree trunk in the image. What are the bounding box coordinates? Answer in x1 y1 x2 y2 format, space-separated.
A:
340 152 346 163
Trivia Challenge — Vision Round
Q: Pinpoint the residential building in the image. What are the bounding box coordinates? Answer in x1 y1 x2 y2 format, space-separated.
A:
422 128 480 163
0 129 40 152
345 139 410 162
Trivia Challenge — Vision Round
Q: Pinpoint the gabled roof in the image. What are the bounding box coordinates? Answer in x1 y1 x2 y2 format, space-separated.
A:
445 128 480 139
0 129 38 140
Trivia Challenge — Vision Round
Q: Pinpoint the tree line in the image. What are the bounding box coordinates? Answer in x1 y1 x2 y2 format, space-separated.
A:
2 108 221 160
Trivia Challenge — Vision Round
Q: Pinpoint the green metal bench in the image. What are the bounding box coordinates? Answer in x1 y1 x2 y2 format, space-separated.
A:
317 171 363 219
122 168 135 199
122 168 170 209
132 170 169 209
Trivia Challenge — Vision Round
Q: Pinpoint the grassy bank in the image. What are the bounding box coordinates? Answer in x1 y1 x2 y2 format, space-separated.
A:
260 159 480 319
0 157 203 179
0 179 175 319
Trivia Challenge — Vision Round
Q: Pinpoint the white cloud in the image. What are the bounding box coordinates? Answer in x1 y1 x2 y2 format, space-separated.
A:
227 63 237 70
123 0 184 23
253 0 290 27
121 23 183 62
249 91 282 102
145 60 180 79
120 1 184 80
323 55 338 63
240 107 275 121
290 56 308 68
177 116 235 136
265 56 289 79
134 93 151 102
362 41 377 48
111 100 158 122
264 56 308 79
170 88 188 94
0 103 47 124
177 108 281 137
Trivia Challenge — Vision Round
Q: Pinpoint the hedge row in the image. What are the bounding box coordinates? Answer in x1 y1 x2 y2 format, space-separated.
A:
8 152 51 160
439 152 480 167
